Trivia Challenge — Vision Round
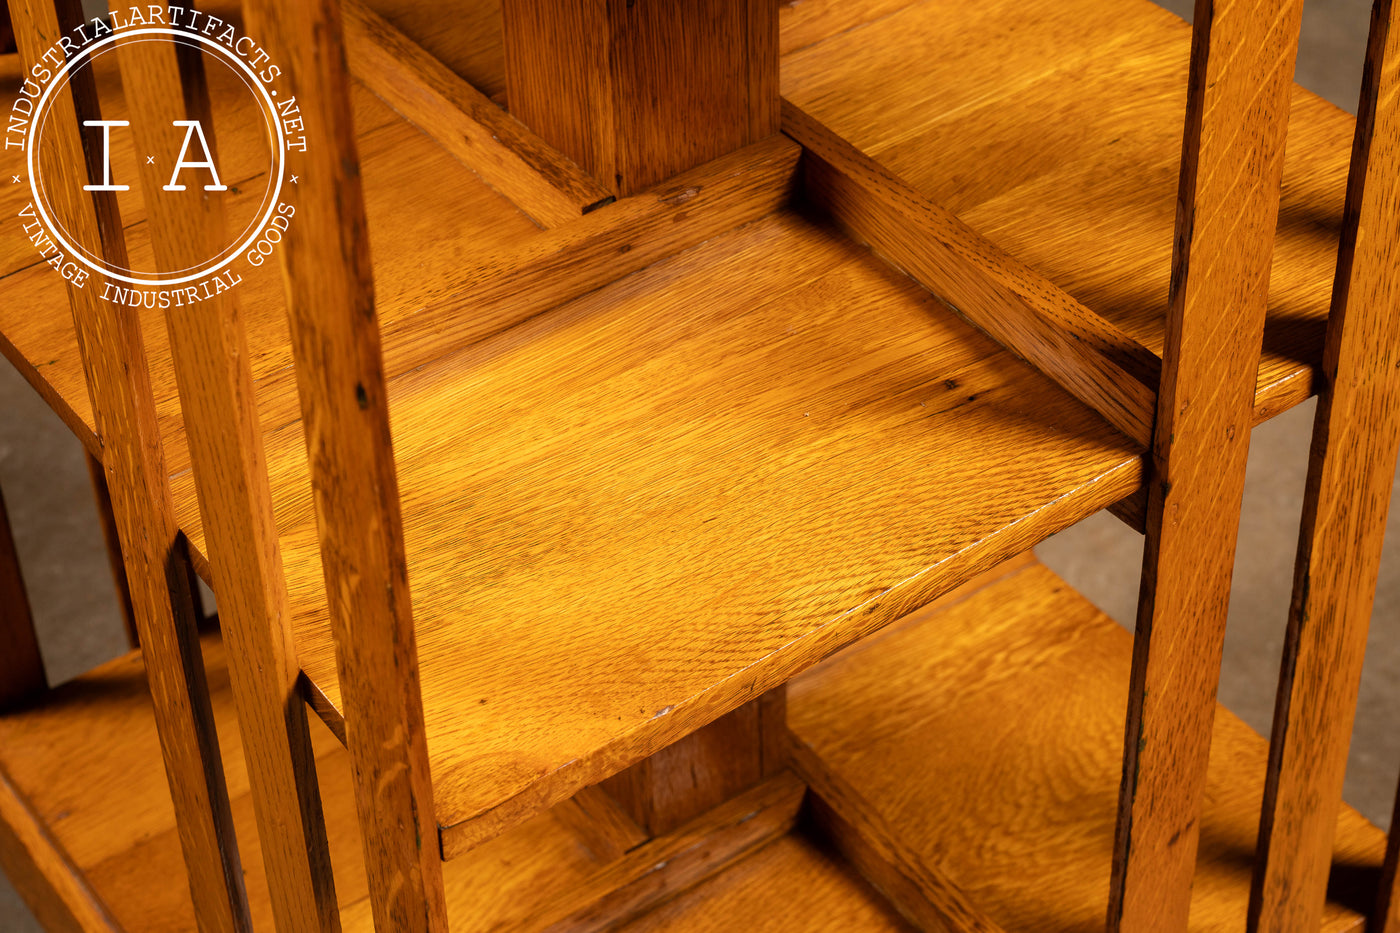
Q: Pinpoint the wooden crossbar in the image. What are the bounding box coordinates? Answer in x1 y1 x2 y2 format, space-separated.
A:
783 101 1159 449
341 0 614 227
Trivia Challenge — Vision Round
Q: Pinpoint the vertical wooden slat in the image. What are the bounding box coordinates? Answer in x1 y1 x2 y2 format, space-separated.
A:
1108 0 1305 929
0 484 45 709
114 32 342 933
85 451 137 647
7 2 250 931
235 1 447 930
502 0 778 196
1246 1 1400 928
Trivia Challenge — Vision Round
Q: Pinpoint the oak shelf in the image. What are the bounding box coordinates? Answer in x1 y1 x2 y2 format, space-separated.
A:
787 558 1387 932
0 629 907 931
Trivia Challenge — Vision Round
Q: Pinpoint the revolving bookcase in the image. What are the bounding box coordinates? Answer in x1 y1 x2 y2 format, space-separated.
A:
2 0 1400 930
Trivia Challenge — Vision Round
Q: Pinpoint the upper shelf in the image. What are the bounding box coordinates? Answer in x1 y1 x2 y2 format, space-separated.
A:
0 0 1359 857
781 0 1354 422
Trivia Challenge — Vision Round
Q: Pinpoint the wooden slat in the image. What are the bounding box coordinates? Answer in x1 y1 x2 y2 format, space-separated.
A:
0 637 885 933
1252 1 1400 929
0 484 44 709
502 0 778 196
84 452 136 648
522 773 805 933
235 1 446 930
602 700 764 838
356 0 506 100
113 30 343 933
341 0 613 227
1109 1 1305 928
783 101 1160 447
790 736 1005 933
9 2 250 931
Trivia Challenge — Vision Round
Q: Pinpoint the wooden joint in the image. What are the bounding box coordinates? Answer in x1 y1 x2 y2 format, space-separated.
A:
782 99 1160 448
528 772 805 932
341 0 613 228
376 134 802 383
788 734 1006 933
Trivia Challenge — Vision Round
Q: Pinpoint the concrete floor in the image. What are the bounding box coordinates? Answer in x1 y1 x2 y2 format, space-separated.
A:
1 0 1395 928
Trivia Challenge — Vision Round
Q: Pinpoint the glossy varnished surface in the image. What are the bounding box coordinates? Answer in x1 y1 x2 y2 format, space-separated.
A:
788 560 1385 932
7 0 1366 861
218 208 1142 850
614 835 913 933
0 634 897 932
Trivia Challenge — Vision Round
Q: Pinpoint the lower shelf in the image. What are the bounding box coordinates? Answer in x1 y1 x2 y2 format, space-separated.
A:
787 558 1386 932
3 558 1385 931
0 633 904 932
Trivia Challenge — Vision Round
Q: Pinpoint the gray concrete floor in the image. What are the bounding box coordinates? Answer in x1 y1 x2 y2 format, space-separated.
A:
0 1 1394 929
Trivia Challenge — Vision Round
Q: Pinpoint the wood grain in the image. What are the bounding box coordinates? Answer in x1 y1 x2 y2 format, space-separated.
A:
758 686 788 778
602 701 763 838
788 559 1383 932
781 0 1354 427
784 101 1160 447
0 636 847 933
114 29 343 933
791 738 1005 933
236 0 445 930
0 483 44 710
361 0 506 100
615 834 913 932
551 786 648 864
1111 1 1305 928
502 0 778 195
340 210 1140 856
524 773 805 933
342 0 613 227
367 134 800 386
10 2 250 930
151 204 1141 856
0 766 117 933
1252 1 1400 928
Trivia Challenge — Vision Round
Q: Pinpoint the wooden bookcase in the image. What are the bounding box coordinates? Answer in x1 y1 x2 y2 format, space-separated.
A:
1 0 1399 930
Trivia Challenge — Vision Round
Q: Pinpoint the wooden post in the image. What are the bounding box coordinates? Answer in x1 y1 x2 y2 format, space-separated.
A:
501 0 778 196
7 2 251 930
602 698 768 837
1108 0 1304 929
114 30 344 933
236 1 447 929
1247 0 1400 928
